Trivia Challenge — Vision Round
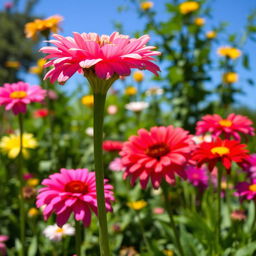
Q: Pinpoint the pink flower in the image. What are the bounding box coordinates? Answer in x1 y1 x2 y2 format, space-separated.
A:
109 157 125 172
196 113 255 140
36 168 114 227
0 82 46 115
241 154 256 179
40 32 160 84
33 108 49 118
0 235 8 256
153 207 165 214
107 105 118 115
103 140 123 152
23 173 34 180
186 165 208 189
235 181 256 200
120 126 194 189
47 90 58 100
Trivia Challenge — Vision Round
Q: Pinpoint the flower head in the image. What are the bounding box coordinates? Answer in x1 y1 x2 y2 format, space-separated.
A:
140 1 154 11
191 138 249 172
145 86 163 96
33 108 49 118
235 181 256 201
133 71 144 82
120 126 194 189
0 82 46 115
109 157 125 172
241 154 256 179
0 133 38 158
179 1 199 15
125 101 149 112
5 60 20 69
40 32 160 89
25 15 63 40
29 59 47 75
206 31 217 39
0 235 8 256
222 72 238 84
36 168 114 227
127 200 147 210
103 140 123 152
107 105 118 115
186 165 208 189
124 86 137 96
196 113 255 140
217 46 241 59
28 208 40 218
194 17 205 26
231 210 246 221
81 95 94 107
43 224 75 241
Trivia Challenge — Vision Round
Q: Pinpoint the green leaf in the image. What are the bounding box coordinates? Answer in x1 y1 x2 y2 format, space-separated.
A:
28 237 37 256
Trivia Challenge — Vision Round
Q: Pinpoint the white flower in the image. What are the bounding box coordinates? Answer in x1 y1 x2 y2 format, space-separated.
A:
107 105 118 115
145 86 164 96
125 101 149 112
43 224 75 241
192 135 212 144
85 127 94 137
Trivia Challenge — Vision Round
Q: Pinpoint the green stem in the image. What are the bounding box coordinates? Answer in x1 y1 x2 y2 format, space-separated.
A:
18 114 25 256
93 93 110 256
75 221 82 256
216 167 223 252
161 183 184 256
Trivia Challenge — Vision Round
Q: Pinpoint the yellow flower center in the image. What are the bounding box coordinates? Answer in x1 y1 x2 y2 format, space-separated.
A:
211 146 230 156
127 200 147 210
219 119 232 127
56 228 64 233
10 91 27 99
65 181 88 194
249 184 256 192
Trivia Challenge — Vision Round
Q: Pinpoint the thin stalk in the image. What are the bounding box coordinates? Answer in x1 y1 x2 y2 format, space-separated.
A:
75 221 82 256
18 114 25 256
93 93 110 256
161 183 184 256
216 167 223 252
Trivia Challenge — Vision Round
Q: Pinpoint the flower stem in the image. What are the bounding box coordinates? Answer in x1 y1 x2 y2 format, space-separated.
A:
75 221 82 256
216 167 223 252
93 92 110 256
18 114 25 256
161 183 184 256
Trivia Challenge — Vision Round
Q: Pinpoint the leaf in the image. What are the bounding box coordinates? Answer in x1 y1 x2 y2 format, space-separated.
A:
234 242 256 256
28 237 37 256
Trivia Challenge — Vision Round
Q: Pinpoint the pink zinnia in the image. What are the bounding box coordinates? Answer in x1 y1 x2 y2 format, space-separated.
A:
235 180 256 200
241 154 256 179
109 157 125 172
40 32 160 84
0 235 8 256
36 168 114 227
0 82 46 115
186 165 208 189
103 140 123 152
196 113 255 140
120 126 194 189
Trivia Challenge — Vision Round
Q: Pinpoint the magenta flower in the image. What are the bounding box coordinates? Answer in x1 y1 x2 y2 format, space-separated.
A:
235 181 256 200
109 157 125 172
40 32 161 84
36 168 114 227
186 165 208 189
196 113 255 140
0 82 46 115
0 235 8 256
241 154 256 179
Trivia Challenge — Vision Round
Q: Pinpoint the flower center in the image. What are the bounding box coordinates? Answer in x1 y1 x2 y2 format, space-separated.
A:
211 146 230 156
219 119 232 127
10 91 27 99
249 184 256 192
145 143 170 159
64 181 88 194
56 228 64 233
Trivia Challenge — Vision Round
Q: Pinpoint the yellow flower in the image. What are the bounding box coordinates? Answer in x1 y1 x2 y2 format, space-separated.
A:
5 60 20 69
81 95 94 107
140 1 154 11
27 178 39 187
127 200 147 210
0 133 38 159
206 30 217 39
179 1 199 15
163 250 174 256
217 46 241 59
125 86 137 96
28 208 39 218
222 72 239 84
25 15 63 40
133 71 144 82
29 58 46 75
194 17 205 26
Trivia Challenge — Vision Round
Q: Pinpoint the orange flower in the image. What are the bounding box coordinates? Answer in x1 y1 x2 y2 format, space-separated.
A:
140 1 154 11
194 17 205 26
25 15 63 40
217 46 241 59
206 31 217 39
179 1 199 15
222 72 238 83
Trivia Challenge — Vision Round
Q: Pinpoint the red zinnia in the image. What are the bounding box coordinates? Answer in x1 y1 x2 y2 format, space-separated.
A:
120 126 194 189
33 108 49 118
102 140 123 152
191 138 249 172
196 113 255 140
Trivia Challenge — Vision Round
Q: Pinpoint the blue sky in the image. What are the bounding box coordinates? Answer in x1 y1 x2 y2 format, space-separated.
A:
2 0 256 109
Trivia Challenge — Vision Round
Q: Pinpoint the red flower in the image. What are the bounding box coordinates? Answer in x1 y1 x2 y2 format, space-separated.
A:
191 138 249 172
120 126 194 189
196 113 255 140
103 140 123 152
33 108 49 118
